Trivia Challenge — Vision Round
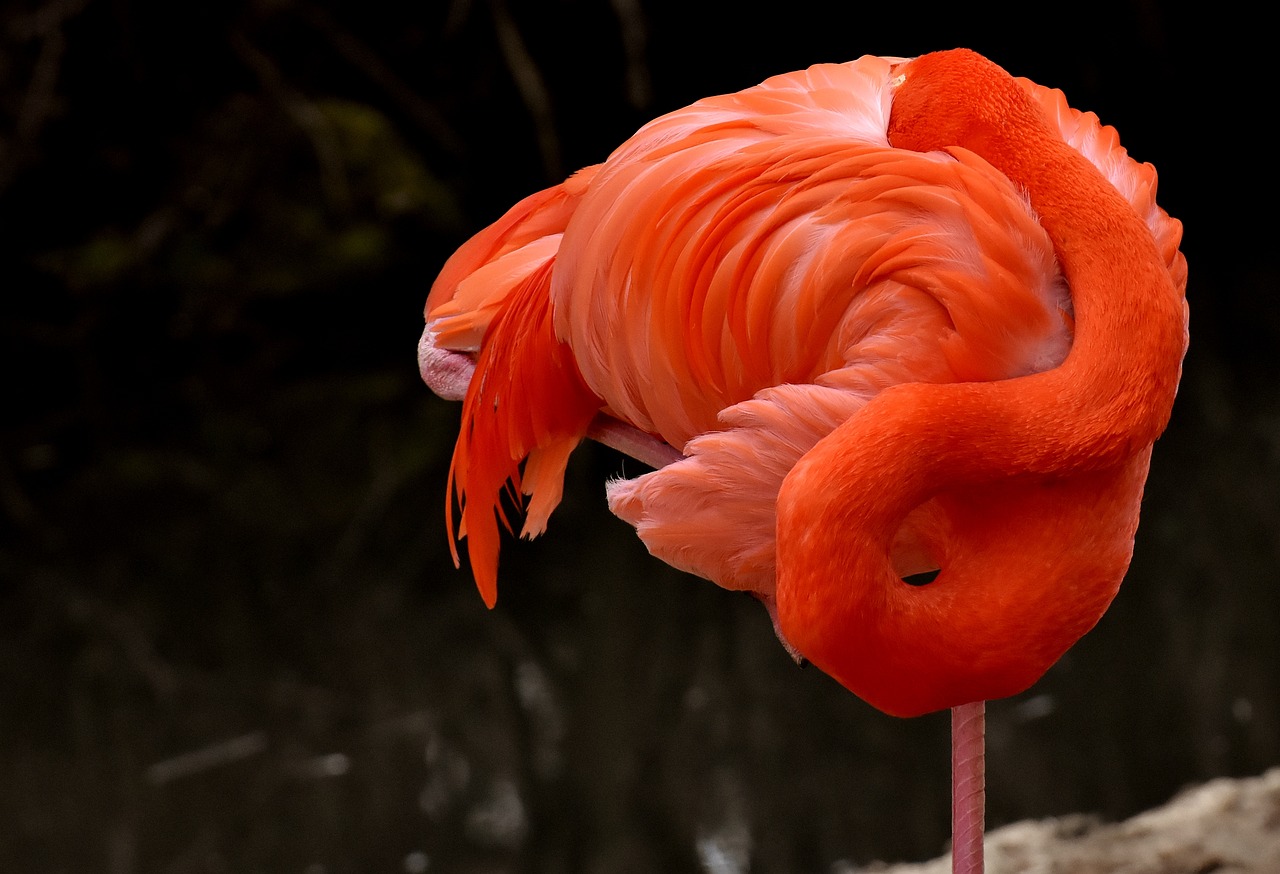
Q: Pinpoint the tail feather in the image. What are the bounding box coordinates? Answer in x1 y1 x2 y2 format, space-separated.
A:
426 169 604 606
446 257 602 607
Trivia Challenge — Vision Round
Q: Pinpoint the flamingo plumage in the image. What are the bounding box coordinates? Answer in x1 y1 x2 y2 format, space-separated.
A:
420 49 1187 869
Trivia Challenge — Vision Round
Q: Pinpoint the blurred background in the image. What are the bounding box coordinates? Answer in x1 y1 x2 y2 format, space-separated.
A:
2 1 1276 872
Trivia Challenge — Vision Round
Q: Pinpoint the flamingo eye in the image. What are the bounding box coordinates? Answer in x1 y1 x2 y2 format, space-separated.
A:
901 568 941 587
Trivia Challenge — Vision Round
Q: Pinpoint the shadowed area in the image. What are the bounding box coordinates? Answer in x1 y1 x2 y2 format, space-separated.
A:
2 2 1277 871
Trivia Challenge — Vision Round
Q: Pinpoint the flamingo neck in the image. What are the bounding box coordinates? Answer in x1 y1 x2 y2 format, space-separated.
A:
774 50 1186 717
885 51 1186 476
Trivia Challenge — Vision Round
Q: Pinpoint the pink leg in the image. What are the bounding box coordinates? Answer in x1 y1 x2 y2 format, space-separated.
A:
586 413 684 470
951 701 986 874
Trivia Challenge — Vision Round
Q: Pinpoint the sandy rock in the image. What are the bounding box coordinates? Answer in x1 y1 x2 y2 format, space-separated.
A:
858 768 1280 874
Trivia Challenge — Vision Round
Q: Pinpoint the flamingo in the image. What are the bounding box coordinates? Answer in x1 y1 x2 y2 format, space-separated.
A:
419 49 1187 871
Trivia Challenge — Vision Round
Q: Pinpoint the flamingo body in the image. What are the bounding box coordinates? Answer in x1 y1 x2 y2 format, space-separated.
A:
422 51 1186 717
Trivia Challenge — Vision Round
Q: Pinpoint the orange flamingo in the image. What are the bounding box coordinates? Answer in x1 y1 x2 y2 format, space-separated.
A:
420 49 1187 871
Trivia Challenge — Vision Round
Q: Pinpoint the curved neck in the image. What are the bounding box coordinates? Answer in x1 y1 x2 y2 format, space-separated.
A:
774 50 1186 717
992 135 1186 470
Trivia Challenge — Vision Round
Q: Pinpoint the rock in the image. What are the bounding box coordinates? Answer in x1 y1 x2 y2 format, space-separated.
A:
860 768 1280 874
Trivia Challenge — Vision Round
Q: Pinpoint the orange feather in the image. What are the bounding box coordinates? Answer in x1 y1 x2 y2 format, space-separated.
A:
421 50 1186 716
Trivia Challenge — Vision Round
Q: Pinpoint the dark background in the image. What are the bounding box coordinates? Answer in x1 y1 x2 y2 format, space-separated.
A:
3 1 1276 872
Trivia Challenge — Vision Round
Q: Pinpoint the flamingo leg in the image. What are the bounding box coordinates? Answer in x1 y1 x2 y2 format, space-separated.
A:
586 412 685 471
951 700 986 874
